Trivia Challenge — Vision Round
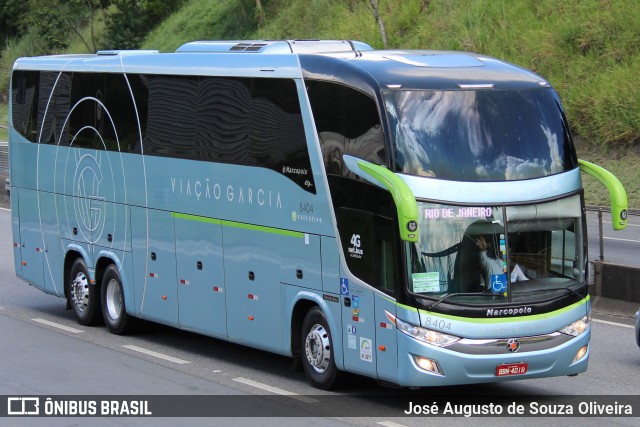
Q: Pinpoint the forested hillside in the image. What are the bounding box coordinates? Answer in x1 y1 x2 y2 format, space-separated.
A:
1 0 638 206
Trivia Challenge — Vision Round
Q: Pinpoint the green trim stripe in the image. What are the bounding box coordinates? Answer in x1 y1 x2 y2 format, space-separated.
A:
171 212 304 238
417 296 589 324
384 294 589 323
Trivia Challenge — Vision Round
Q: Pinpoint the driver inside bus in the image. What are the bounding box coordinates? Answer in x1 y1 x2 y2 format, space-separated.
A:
476 236 528 289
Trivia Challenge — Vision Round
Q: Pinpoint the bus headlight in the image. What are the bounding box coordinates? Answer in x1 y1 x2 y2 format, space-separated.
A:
558 315 591 337
392 315 461 348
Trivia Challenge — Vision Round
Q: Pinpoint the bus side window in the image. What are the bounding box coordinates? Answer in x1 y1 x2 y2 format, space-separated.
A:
338 208 398 296
306 80 387 176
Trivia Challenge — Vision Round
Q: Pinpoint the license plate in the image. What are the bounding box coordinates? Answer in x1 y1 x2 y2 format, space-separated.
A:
496 362 528 377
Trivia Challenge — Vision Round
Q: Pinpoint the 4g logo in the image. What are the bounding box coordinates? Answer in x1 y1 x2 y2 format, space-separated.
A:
348 234 364 258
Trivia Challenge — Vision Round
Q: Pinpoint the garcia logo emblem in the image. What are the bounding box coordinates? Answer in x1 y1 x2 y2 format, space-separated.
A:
72 152 106 244
620 209 628 221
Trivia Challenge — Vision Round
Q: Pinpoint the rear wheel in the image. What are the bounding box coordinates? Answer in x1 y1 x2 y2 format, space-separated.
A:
68 258 101 325
301 306 341 390
101 264 136 335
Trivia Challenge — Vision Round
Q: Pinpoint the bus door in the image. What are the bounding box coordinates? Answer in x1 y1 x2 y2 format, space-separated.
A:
338 209 399 379
174 216 226 338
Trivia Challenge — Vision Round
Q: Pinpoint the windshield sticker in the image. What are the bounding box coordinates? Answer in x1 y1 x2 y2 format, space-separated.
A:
412 272 440 293
360 337 373 362
490 274 507 294
348 334 357 350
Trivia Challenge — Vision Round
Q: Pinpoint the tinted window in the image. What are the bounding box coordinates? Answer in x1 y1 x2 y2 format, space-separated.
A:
249 78 313 190
384 89 577 181
68 72 106 149
11 70 39 142
40 72 71 146
11 70 314 192
338 208 399 295
144 75 198 158
306 81 387 177
143 75 314 192
12 70 142 152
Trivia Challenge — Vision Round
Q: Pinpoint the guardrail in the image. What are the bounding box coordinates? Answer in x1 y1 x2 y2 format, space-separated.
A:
586 206 640 268
0 141 8 176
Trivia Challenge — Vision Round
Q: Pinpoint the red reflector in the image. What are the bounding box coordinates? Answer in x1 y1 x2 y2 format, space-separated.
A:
380 322 387 328
248 294 254 299
161 296 167 300
36 248 41 252
213 286 219 292
352 316 359 321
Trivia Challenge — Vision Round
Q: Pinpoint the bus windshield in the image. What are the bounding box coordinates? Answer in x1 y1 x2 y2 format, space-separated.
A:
407 194 585 304
383 89 577 181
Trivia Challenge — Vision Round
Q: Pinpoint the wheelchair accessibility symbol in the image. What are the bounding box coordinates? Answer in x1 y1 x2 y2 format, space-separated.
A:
340 278 350 296
490 274 507 293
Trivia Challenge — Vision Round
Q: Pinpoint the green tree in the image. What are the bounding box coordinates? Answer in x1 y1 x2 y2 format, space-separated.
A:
102 0 185 50
0 0 30 46
24 0 105 52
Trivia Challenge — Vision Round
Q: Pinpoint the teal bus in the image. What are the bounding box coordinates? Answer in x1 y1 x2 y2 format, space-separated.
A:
9 40 628 389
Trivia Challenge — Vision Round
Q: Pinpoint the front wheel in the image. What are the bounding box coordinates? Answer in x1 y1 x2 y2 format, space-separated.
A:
68 258 102 326
301 307 341 390
101 265 136 335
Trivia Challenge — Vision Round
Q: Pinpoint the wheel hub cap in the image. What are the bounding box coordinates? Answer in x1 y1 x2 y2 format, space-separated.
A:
71 272 89 312
305 324 331 373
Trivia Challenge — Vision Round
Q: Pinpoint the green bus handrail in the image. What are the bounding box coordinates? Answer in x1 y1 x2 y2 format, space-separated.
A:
578 159 628 230
357 161 419 242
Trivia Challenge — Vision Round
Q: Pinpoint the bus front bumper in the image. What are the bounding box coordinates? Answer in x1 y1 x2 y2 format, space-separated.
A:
395 329 590 387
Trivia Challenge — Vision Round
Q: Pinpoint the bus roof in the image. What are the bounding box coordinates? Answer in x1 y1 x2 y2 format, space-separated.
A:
12 40 549 91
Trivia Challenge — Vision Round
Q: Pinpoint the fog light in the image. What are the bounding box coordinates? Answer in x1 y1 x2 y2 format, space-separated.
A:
573 345 588 363
413 355 443 375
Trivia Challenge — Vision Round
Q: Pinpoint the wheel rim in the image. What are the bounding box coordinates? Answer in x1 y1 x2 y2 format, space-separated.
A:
105 278 122 321
71 271 90 313
304 323 331 374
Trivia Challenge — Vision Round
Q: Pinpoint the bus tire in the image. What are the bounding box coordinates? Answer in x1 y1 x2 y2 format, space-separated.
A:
301 306 341 390
68 258 102 326
101 264 136 335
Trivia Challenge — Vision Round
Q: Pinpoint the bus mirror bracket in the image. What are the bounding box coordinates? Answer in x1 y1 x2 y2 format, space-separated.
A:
578 159 628 230
342 155 419 242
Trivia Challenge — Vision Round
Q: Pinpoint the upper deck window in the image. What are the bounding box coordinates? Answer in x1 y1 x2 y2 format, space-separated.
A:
383 89 577 182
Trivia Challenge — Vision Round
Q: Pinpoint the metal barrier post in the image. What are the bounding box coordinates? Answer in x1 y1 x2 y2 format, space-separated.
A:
598 210 604 261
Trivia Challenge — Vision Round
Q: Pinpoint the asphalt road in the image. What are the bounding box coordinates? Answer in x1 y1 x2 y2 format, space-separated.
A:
0 207 639 426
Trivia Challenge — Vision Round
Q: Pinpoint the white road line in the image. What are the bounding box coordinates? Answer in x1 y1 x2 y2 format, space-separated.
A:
603 236 640 243
598 219 640 228
122 344 191 364
592 319 634 329
377 422 409 427
0 207 10 212
32 318 84 333
232 377 318 403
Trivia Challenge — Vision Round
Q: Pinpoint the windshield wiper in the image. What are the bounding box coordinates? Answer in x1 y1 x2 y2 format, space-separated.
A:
426 292 489 311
